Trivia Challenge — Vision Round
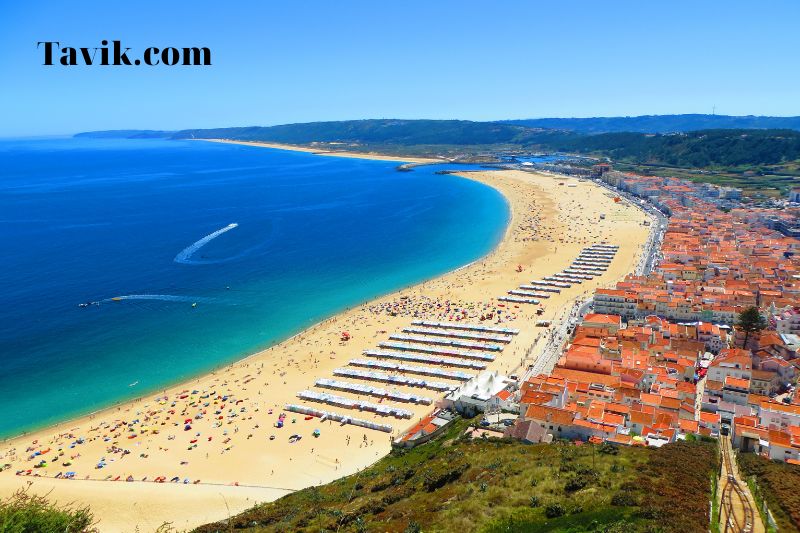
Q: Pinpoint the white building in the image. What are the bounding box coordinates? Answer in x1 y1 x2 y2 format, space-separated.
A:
439 371 513 417
759 401 800 431
592 289 638 319
707 351 752 384
773 306 800 335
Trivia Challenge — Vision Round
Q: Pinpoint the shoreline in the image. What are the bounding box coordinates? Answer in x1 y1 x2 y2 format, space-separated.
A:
199 138 442 163
0 164 510 444
0 144 651 532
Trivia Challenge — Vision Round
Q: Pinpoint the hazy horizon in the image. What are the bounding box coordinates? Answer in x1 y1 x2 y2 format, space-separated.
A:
2 112 800 140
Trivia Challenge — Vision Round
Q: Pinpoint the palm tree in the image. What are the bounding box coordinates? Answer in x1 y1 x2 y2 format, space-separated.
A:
736 306 767 349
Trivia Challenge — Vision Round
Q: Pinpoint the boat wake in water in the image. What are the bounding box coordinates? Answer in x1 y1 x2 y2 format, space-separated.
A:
174 223 239 264
103 294 213 303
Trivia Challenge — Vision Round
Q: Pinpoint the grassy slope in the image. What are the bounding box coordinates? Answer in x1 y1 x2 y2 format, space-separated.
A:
738 453 800 532
0 489 95 533
193 420 718 533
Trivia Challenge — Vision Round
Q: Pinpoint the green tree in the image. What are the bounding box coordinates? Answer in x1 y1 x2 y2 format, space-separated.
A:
737 306 767 348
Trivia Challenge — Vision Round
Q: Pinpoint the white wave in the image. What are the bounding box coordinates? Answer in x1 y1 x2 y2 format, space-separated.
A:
174 223 238 264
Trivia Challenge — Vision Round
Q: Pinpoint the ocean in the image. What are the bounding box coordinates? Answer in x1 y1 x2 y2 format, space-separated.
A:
0 138 509 438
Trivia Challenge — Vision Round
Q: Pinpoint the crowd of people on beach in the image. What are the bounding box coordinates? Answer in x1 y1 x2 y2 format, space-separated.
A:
1 380 376 486
366 295 520 325
0 172 646 496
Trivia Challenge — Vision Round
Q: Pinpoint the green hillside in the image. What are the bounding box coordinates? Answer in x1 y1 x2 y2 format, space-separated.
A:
77 121 800 170
76 121 800 195
170 121 800 169
546 129 800 168
74 129 174 139
193 420 718 533
501 115 800 134
738 453 800 532
173 119 538 146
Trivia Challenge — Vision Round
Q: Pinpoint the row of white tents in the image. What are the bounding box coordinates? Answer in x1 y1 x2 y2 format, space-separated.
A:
291 321 521 429
284 404 393 433
316 378 433 404
365 348 488 369
333 366 455 391
378 341 496 361
403 325 513 343
296 389 414 419
348 358 473 381
503 243 620 304
388 333 503 352
410 320 520 335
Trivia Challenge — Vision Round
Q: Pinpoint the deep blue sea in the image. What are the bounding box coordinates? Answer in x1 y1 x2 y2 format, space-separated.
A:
0 138 508 438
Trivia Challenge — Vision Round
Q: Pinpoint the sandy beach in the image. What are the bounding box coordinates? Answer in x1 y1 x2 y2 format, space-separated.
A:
202 139 441 163
0 145 651 531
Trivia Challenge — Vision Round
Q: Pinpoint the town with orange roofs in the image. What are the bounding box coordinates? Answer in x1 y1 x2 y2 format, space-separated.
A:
408 167 800 468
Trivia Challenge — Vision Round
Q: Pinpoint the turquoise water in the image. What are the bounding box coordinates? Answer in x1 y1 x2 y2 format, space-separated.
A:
0 138 508 438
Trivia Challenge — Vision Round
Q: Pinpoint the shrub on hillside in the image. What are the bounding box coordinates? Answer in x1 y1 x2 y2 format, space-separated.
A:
0 489 96 533
545 503 566 518
738 453 800 531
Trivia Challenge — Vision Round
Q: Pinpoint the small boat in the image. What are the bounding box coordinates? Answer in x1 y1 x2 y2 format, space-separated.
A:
192 302 197 308
111 297 122 301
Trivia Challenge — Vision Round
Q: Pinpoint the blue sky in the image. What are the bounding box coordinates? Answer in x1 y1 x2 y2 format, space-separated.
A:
1 0 799 136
